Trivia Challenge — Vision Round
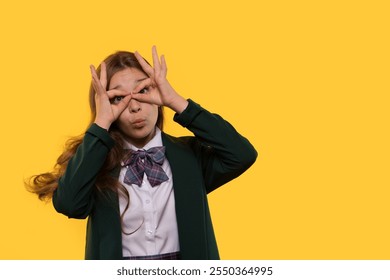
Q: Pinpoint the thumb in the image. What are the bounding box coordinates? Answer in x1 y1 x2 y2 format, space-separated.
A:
131 92 162 106
131 92 151 103
115 95 132 114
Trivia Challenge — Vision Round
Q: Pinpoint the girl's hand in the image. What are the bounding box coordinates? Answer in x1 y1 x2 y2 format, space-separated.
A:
132 46 188 114
90 62 132 130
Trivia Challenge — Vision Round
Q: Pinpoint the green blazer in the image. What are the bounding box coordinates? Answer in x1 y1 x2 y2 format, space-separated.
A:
52 100 257 260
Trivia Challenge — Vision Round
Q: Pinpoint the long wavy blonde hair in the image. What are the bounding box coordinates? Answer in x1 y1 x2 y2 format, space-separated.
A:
26 51 164 202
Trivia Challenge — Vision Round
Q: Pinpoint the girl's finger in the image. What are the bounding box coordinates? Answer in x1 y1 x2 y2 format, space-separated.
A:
100 62 107 89
90 66 101 88
131 92 154 104
106 89 130 99
160 54 167 76
152 45 161 73
90 65 99 81
92 78 105 95
90 64 107 95
134 51 154 77
115 95 132 112
132 78 153 94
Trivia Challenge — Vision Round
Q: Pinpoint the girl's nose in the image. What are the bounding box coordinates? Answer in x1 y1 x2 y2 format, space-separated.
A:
129 98 141 113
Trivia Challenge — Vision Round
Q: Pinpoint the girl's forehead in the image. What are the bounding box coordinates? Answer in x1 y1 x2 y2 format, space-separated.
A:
110 68 148 89
111 68 146 82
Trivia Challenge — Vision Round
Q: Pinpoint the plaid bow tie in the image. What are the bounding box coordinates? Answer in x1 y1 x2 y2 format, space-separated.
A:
122 146 169 187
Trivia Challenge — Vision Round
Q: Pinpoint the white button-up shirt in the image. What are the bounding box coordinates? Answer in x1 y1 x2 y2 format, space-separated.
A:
118 128 180 257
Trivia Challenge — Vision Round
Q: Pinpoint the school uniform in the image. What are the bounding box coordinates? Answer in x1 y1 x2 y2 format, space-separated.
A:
52 99 257 260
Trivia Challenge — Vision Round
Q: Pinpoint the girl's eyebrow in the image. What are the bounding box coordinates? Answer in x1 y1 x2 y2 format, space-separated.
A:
110 77 148 90
136 77 148 83
109 85 122 90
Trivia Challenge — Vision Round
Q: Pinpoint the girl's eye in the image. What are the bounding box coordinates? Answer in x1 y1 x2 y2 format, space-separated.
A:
138 87 148 94
112 96 124 104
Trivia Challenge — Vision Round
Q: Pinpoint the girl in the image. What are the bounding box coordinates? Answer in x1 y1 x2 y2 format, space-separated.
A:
27 46 257 260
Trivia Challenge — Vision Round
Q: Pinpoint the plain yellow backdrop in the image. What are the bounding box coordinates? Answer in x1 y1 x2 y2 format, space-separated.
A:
0 0 389 259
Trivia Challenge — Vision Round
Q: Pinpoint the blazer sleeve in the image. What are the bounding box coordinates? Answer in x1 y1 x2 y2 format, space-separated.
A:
174 99 258 193
52 124 115 219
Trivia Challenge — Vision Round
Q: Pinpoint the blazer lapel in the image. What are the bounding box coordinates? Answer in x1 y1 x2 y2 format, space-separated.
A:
162 133 208 259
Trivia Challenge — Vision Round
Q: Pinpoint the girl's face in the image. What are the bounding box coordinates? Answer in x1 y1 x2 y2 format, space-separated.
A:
109 67 158 148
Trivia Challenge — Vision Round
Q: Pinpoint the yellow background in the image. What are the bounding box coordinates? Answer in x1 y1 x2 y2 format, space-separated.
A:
0 0 389 259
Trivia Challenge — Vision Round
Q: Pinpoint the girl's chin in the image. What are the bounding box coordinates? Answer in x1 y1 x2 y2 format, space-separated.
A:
122 127 156 147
